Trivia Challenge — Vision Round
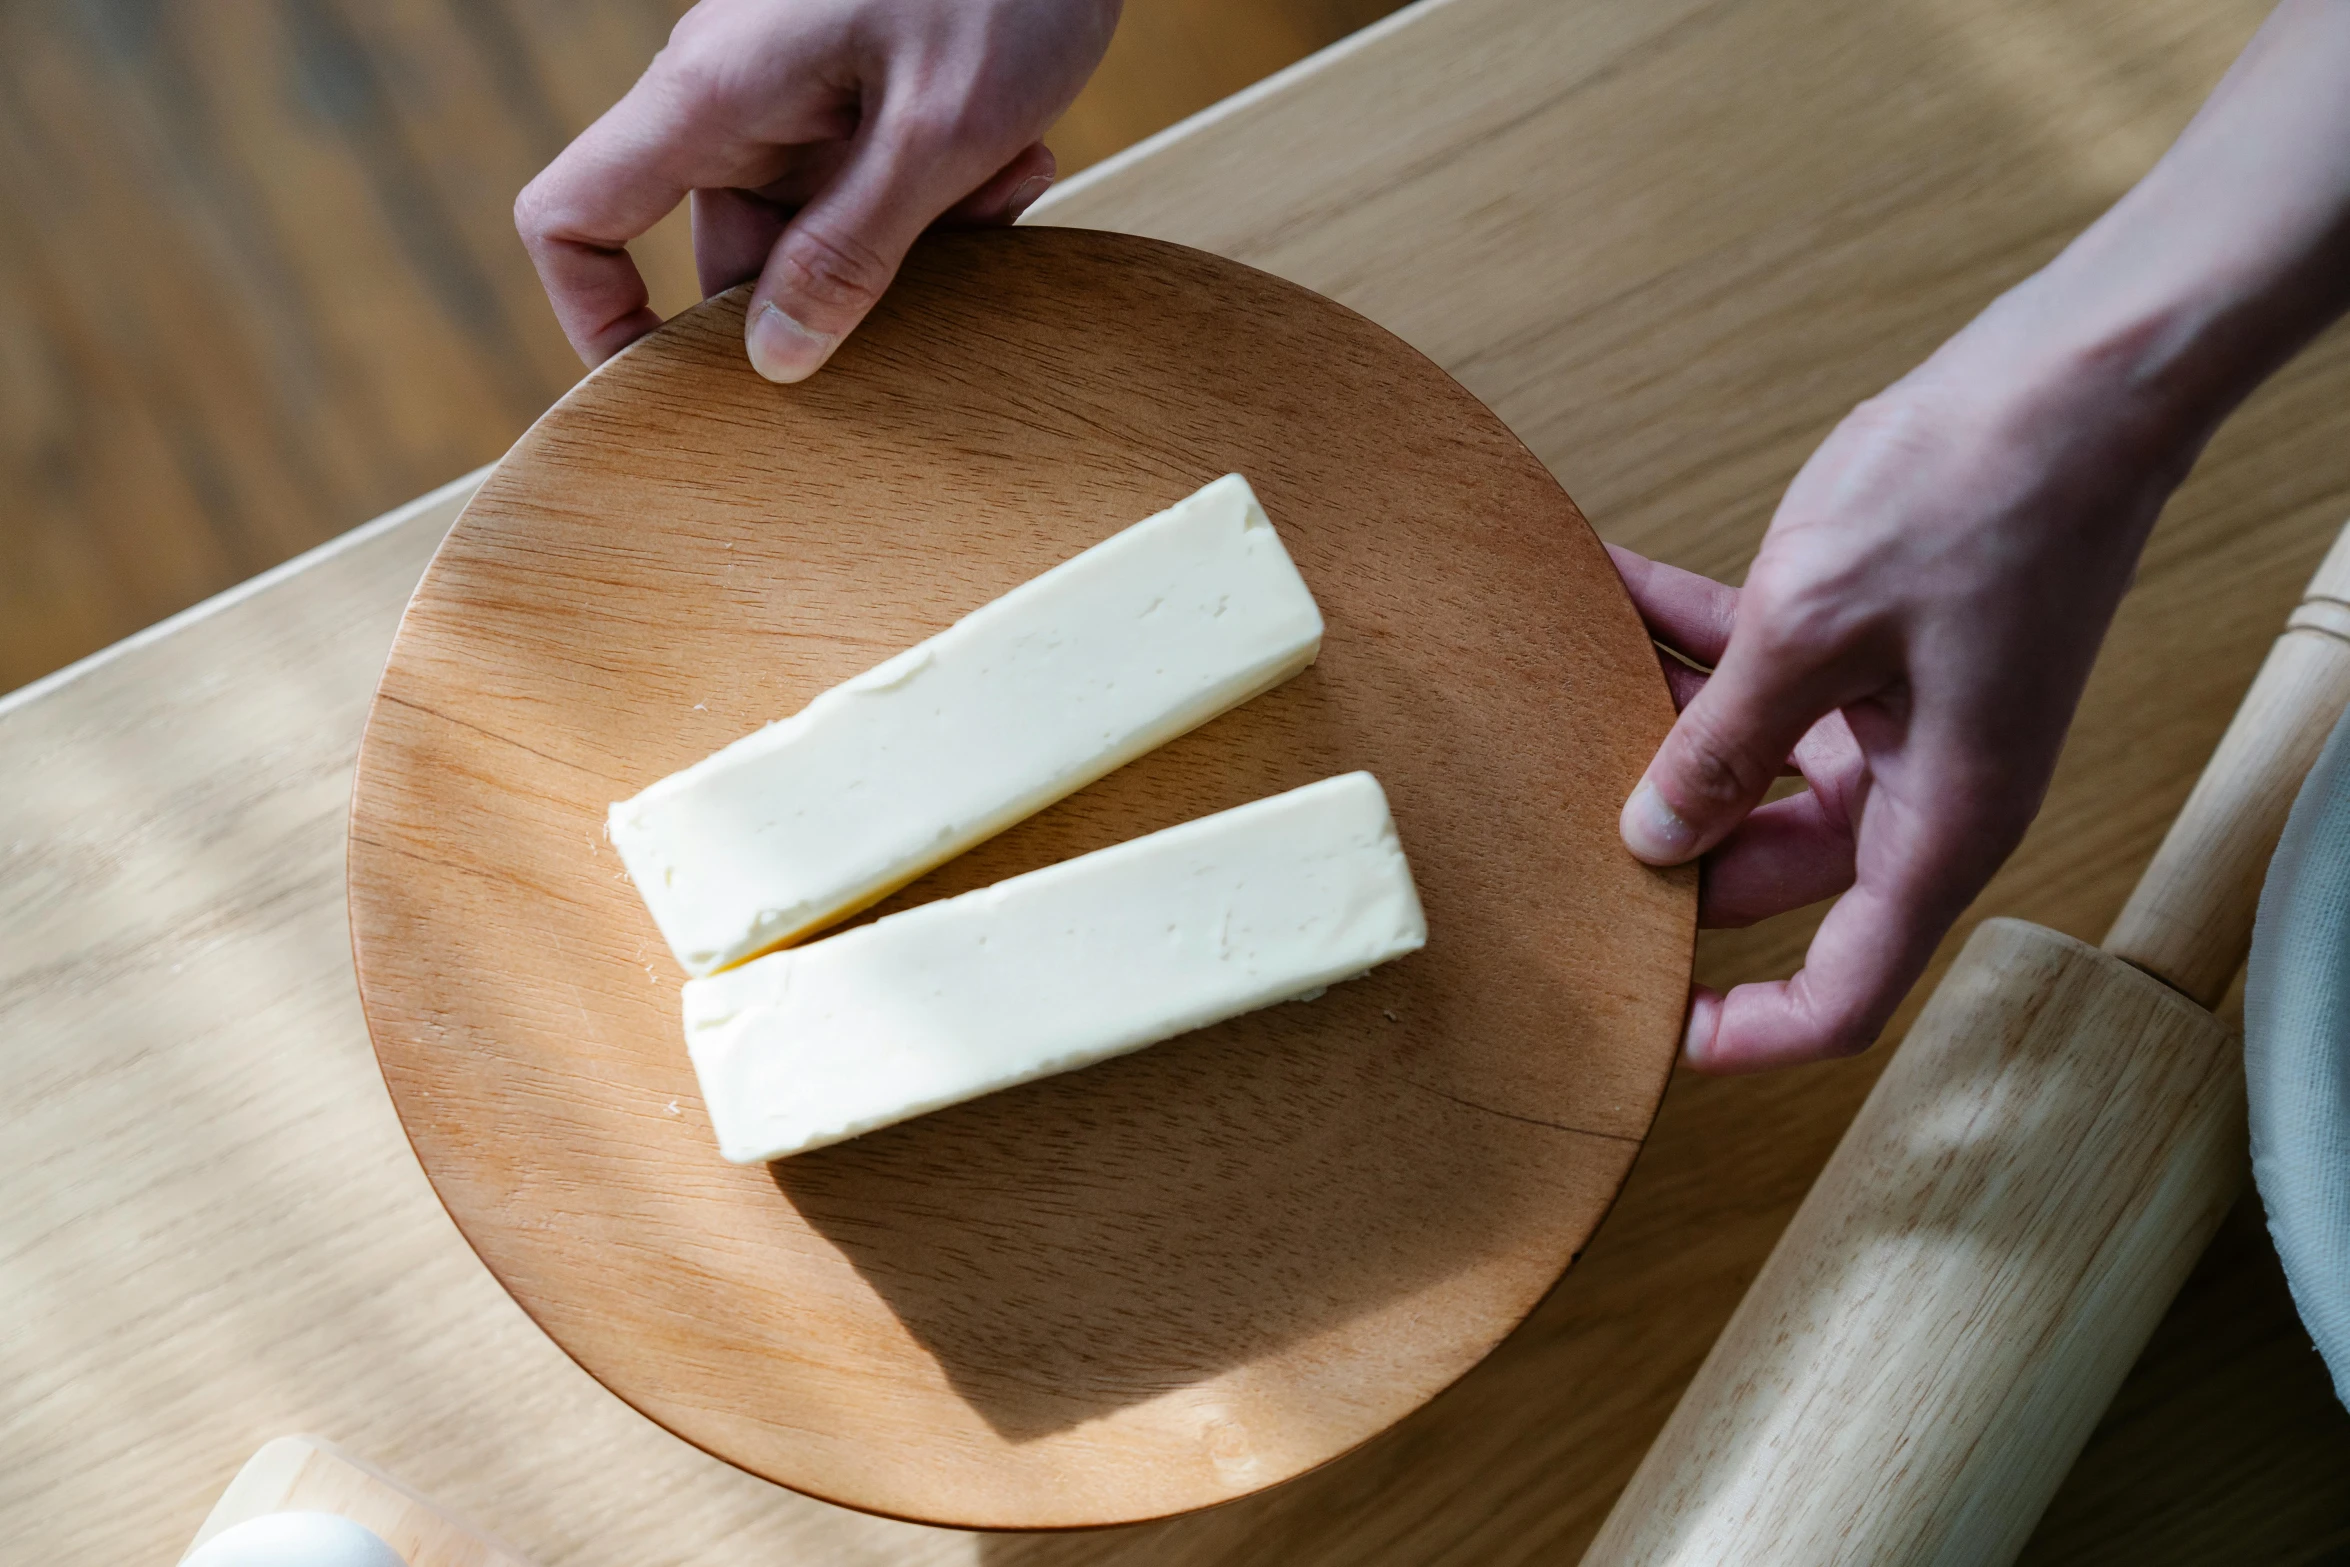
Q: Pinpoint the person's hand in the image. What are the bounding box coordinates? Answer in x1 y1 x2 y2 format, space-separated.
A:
1612 287 2207 1074
1613 0 2350 1074
516 0 1120 381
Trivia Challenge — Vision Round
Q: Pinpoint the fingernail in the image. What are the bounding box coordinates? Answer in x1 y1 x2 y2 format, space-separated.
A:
746 301 839 384
1621 779 1699 864
1005 174 1053 219
1680 988 1722 1070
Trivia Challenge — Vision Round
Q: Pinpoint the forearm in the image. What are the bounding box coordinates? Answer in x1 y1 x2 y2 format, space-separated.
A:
1981 0 2350 464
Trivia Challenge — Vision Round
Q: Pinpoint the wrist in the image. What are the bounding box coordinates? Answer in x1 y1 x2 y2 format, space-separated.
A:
1935 149 2335 513
1873 229 2248 566
1918 281 2220 525
2030 251 2261 435
1990 251 2255 468
1962 0 2350 466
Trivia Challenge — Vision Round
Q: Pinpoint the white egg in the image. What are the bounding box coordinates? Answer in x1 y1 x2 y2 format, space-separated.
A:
184 1511 409 1567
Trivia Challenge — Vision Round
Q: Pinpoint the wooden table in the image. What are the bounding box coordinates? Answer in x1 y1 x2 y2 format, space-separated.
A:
7 0 2349 1561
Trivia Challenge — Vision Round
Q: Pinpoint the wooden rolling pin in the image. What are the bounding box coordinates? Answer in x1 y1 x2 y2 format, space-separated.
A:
1583 520 2350 1567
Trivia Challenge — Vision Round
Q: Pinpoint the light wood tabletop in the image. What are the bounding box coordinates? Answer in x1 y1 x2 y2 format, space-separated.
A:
6 0 2349 1563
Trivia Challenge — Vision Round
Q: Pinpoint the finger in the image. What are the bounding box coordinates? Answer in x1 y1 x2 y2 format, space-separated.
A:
520 24 862 365
1677 985 1724 1069
1697 789 1859 928
1788 704 1865 792
940 142 1057 226
742 113 1006 383
691 140 863 299
1658 654 1707 713
1621 634 1855 867
698 138 1049 306
692 187 789 299
515 82 705 364
1684 870 1940 1072
1685 758 1991 1072
516 178 670 364
1607 544 1739 667
1694 693 1871 936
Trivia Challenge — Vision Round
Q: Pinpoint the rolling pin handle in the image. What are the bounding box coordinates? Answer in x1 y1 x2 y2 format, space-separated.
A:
2103 520 2350 1005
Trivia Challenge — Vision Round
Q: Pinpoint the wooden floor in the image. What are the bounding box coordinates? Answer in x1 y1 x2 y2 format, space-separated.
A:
0 0 1399 696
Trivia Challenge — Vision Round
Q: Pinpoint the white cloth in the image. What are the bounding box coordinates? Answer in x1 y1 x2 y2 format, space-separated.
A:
2247 704 2350 1410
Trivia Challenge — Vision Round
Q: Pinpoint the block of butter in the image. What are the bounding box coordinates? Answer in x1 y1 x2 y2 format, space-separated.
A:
681 771 1425 1163
610 474 1324 977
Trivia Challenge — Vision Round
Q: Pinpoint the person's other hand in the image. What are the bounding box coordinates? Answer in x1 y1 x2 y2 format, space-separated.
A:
516 0 1119 381
1610 0 2350 1074
1612 292 2207 1074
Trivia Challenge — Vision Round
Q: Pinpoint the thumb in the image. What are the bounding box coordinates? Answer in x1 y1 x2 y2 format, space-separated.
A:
742 119 997 384
1621 642 1841 867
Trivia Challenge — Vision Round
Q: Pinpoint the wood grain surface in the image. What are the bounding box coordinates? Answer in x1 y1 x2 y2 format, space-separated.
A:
0 0 1399 697
347 228 1693 1527
9 0 2350 1564
1589 918 2246 1566
185 1436 537 1567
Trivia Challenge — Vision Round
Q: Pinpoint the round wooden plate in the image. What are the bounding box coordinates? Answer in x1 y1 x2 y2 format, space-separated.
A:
348 227 1694 1529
